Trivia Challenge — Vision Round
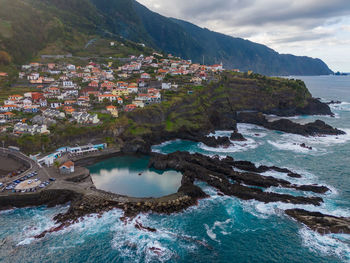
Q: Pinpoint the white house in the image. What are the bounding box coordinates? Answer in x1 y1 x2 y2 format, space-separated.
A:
27 73 40 80
98 94 117 103
141 73 151 79
59 161 75 174
71 112 100 124
63 81 74 88
50 102 62 109
13 123 50 135
67 64 76 71
0 105 19 112
127 87 138 93
162 83 172 90
43 109 66 119
22 98 33 107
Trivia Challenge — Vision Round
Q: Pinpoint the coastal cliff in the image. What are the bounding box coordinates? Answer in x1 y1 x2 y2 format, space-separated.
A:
116 72 337 153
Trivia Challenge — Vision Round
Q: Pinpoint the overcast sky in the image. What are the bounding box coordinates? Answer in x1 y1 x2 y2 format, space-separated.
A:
138 0 350 72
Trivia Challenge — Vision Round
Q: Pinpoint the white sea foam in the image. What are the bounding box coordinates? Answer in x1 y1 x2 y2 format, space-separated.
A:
17 209 65 246
198 137 260 153
267 128 350 155
204 224 217 241
198 182 350 262
329 101 350 112
204 219 233 242
155 139 181 147
300 227 350 262
0 209 15 215
151 139 182 153
110 213 177 263
207 130 234 138
261 169 318 185
242 199 350 220
237 123 268 138
267 140 321 154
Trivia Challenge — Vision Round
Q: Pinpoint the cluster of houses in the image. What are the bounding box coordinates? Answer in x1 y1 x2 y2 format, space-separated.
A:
0 49 229 135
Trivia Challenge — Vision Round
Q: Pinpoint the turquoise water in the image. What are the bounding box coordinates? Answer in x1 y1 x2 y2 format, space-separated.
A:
0 76 350 263
89 156 182 198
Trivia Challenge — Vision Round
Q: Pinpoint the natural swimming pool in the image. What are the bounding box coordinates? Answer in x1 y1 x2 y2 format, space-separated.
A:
89 155 183 198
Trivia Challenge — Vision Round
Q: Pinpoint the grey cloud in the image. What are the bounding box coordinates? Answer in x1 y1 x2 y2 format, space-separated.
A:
271 32 333 44
140 0 350 30
138 0 350 70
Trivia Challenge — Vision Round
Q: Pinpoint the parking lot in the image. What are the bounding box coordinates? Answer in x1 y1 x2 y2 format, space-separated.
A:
0 170 56 194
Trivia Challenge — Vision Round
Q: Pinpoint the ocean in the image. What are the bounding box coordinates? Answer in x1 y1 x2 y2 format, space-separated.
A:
0 75 349 263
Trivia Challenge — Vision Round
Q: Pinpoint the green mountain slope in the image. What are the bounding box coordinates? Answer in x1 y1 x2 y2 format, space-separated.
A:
0 0 333 75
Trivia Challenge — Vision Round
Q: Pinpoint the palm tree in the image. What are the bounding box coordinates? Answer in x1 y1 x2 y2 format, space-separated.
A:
54 161 60 171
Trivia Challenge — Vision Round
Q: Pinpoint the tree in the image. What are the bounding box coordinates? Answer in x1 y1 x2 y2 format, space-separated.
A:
89 94 95 102
54 161 60 171
0 51 12 65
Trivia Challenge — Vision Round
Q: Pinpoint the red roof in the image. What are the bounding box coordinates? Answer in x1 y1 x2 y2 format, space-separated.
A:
60 161 74 168
32 92 44 101
3 105 18 108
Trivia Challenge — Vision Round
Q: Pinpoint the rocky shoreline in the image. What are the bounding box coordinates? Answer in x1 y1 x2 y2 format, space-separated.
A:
286 209 350 235
0 97 349 238
11 148 345 238
237 112 345 136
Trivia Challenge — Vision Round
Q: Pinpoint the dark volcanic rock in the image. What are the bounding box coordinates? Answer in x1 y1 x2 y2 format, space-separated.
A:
236 112 267 126
121 138 151 154
287 172 302 178
293 185 329 194
326 100 342 105
149 152 326 206
135 220 157 232
299 143 312 150
230 131 247 141
179 172 208 199
231 161 302 178
236 111 344 136
286 209 350 235
266 119 345 136
200 136 231 148
297 98 333 116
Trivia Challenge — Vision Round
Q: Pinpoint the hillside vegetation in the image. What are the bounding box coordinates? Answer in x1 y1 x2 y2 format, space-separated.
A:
0 0 332 75
121 72 313 141
0 73 314 153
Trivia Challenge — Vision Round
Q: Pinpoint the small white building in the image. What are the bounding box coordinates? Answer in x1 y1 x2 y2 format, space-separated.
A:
63 81 74 88
50 102 62 109
67 64 76 71
141 73 151 79
59 161 75 174
71 112 100 124
162 83 172 90
13 123 50 135
98 94 117 103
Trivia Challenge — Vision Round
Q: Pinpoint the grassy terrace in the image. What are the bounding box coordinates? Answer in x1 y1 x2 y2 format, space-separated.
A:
122 72 312 140
0 86 38 104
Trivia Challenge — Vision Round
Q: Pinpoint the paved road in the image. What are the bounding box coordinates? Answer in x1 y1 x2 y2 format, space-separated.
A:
0 148 40 184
